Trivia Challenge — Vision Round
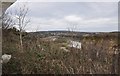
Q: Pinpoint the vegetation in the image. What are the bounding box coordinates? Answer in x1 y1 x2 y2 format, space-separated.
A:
2 27 119 74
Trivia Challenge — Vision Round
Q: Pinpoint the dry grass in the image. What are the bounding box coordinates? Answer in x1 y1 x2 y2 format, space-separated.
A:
2 29 119 74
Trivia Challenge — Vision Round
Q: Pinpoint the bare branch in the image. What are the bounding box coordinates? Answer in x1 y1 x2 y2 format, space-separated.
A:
2 11 15 29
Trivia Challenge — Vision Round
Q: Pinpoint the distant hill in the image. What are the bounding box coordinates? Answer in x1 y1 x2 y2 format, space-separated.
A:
27 30 119 38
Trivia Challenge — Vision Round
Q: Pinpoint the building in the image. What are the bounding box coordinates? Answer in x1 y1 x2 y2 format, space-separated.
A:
0 0 16 28
1 0 16 13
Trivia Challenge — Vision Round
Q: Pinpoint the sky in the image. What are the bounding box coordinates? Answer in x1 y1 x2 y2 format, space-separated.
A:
7 0 118 32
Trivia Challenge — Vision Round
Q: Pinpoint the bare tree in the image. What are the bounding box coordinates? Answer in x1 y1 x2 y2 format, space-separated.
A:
15 4 30 52
68 24 77 38
67 24 77 48
2 11 15 30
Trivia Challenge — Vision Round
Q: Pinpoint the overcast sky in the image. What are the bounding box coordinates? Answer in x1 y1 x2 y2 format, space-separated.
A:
7 1 118 32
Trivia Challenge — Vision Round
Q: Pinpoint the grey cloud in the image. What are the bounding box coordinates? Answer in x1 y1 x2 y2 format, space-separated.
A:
8 2 118 32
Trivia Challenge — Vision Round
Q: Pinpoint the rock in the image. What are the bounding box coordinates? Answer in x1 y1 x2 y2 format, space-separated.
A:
60 47 70 52
68 40 82 49
1 54 11 63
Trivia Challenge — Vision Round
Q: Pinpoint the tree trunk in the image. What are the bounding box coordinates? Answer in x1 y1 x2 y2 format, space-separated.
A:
20 32 23 52
118 50 120 75
111 54 118 74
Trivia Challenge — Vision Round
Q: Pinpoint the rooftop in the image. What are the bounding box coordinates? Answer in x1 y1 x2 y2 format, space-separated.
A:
1 0 16 2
